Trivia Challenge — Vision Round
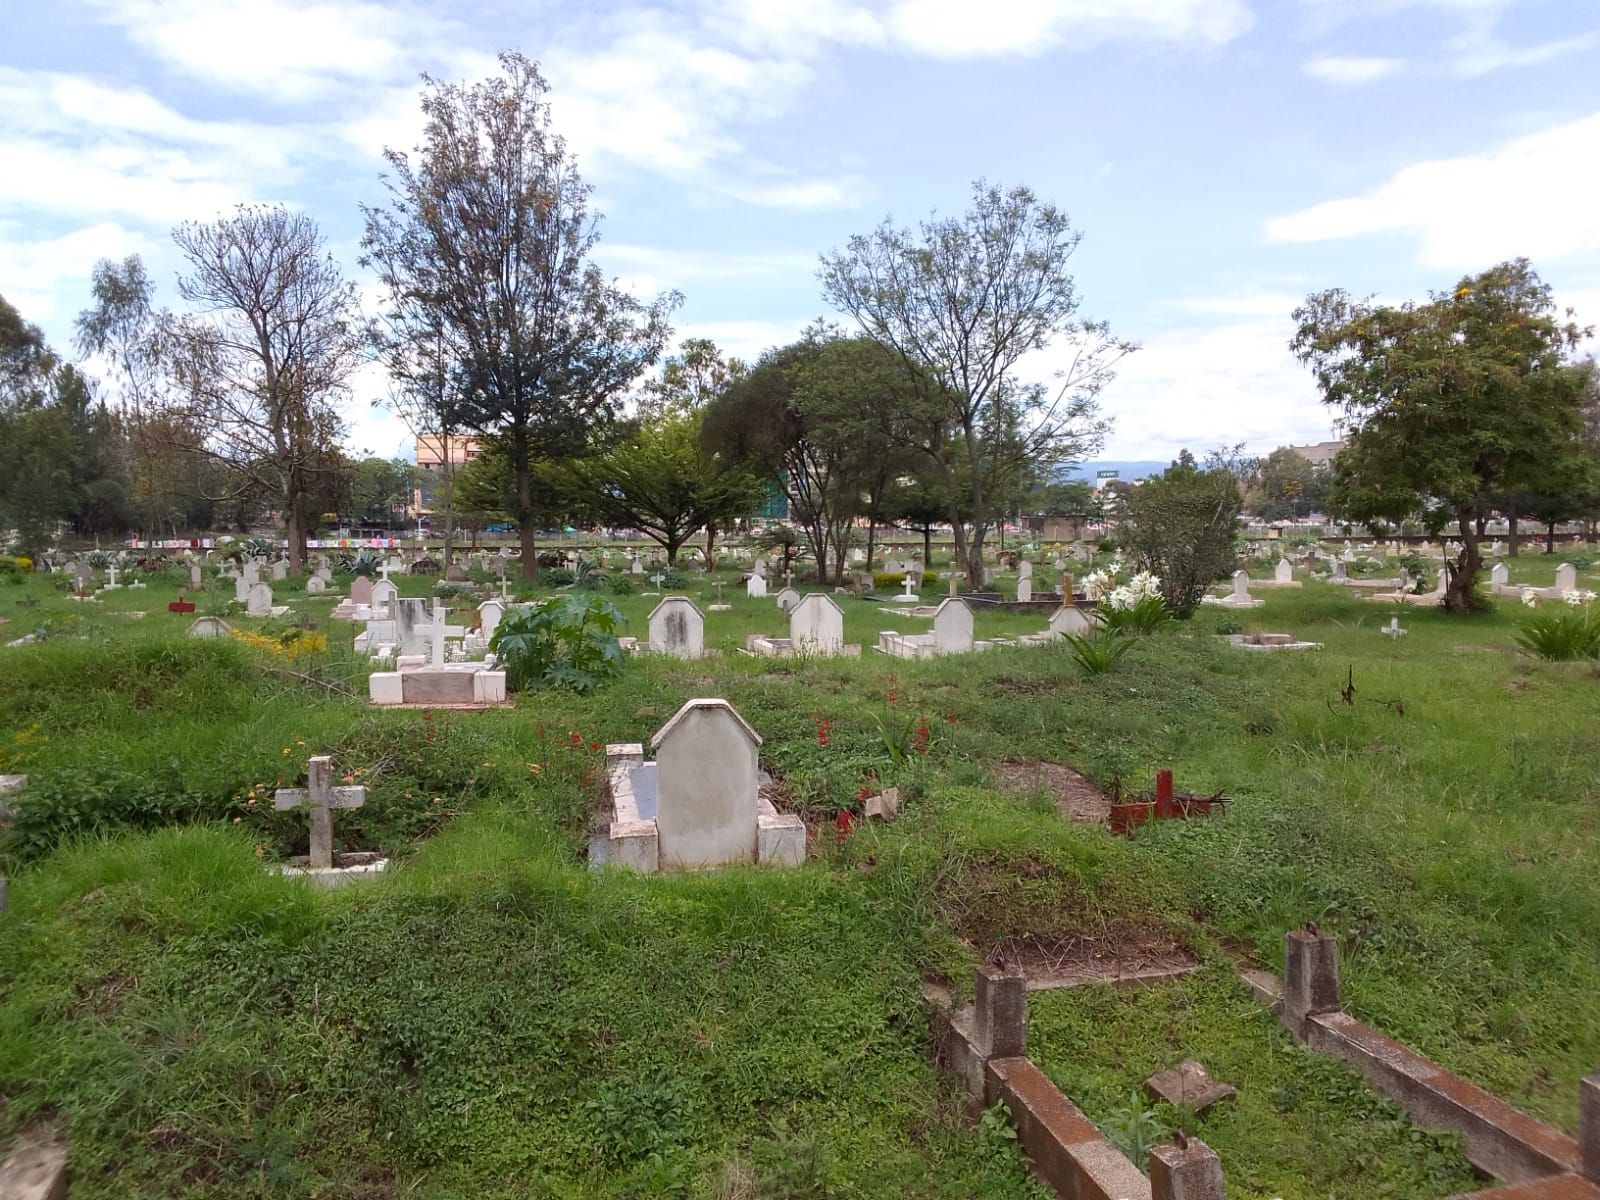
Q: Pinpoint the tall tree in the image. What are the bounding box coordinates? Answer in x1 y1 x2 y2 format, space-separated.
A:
162 205 363 572
1247 447 1329 521
820 180 1129 586
1119 457 1242 618
1293 259 1592 611
361 52 677 580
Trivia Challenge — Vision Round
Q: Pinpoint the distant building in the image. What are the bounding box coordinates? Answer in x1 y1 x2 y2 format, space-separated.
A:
1286 439 1344 468
415 434 486 470
413 434 488 517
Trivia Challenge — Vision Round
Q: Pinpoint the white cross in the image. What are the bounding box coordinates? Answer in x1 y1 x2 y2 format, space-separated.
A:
901 575 917 599
714 581 726 603
784 568 794 588
422 601 466 667
274 755 366 871
1382 617 1407 639
379 560 391 581
106 563 118 587
651 572 666 590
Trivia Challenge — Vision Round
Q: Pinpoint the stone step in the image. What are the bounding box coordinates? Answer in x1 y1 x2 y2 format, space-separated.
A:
1450 1174 1600 1200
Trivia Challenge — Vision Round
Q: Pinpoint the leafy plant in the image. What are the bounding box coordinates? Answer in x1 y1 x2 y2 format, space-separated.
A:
542 567 576 587
1062 630 1136 675
1097 593 1172 636
1100 1093 1166 1170
1514 605 1600 661
661 569 688 589
584 1074 695 1168
975 1103 1025 1177
868 707 929 767
489 594 625 693
608 575 635 596
574 559 610 589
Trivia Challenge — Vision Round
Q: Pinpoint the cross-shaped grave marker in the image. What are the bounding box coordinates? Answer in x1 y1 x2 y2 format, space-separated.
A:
713 580 726 605
1381 616 1407 639
783 567 794 589
422 600 466 667
650 572 666 591
379 560 392 582
274 755 365 871
105 563 119 588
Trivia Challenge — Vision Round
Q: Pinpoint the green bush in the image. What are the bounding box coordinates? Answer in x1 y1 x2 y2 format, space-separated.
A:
1062 630 1136 675
489 594 625 693
6 759 227 860
608 575 635 595
542 567 576 587
661 570 688 589
1514 605 1600 661
872 571 936 590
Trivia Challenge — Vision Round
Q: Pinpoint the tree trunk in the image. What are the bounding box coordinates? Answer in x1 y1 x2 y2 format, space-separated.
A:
865 520 876 571
513 433 538 582
705 522 717 571
441 432 456 574
1546 521 1557 554
922 526 932 571
1508 506 1520 557
1445 503 1482 613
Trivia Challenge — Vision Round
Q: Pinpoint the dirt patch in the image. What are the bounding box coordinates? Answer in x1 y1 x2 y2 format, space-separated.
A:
993 928 1200 991
992 760 1110 825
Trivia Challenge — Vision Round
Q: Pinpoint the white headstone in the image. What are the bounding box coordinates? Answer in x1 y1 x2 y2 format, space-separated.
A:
245 582 273 616
630 557 644 576
189 563 203 588
1016 577 1033 603
306 575 327 595
1275 559 1294 584
932 598 974 654
1048 605 1091 638
746 574 768 599
774 587 801 613
1018 559 1034 581
1231 570 1251 600
1557 562 1578 592
478 598 506 644
1490 562 1509 587
790 593 844 652
371 579 398 614
648 597 705 659
652 699 761 869
241 559 260 586
270 559 288 582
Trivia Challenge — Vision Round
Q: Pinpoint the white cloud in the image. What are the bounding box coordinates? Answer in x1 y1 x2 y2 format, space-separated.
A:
672 318 814 364
886 0 1252 57
80 0 453 102
1093 316 1331 458
1297 0 1599 78
1265 112 1600 269
1303 55 1405 84
0 223 160 323
596 244 817 297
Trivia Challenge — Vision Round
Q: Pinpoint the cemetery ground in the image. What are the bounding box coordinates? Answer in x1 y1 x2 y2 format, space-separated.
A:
0 558 1597 1198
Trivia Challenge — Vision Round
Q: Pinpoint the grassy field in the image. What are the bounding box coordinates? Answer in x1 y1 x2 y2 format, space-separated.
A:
0 553 1596 1198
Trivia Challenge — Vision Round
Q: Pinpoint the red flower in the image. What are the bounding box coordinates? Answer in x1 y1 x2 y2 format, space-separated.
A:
835 811 855 843
589 741 603 752
569 730 583 747
914 719 930 754
857 785 872 800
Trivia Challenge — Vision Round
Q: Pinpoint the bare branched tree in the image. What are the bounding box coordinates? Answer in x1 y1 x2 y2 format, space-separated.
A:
162 205 363 571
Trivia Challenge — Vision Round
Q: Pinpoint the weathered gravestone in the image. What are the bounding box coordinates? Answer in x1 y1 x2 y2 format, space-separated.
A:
350 575 374 607
790 593 845 653
648 596 705 659
774 586 800 613
654 699 762 869
933 597 974 654
245 582 273 617
274 755 366 872
746 574 768 599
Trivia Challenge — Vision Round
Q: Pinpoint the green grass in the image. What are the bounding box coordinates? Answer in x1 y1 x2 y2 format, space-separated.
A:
2 563 1598 1196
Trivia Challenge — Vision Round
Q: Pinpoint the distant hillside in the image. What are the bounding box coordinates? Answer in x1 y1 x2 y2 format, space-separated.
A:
1063 460 1168 483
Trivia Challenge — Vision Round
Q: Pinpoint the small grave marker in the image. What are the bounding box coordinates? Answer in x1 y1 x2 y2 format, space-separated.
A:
274 755 366 871
167 595 196 614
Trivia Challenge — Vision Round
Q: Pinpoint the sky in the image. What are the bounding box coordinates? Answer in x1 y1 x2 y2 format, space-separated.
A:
4 0 1599 462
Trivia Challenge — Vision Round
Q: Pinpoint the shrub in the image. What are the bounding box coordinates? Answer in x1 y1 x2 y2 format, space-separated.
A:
489 594 625 693
1097 593 1172 636
1514 605 1600 661
661 570 688 589
6 759 227 860
609 576 635 596
1118 463 1242 617
872 571 936 590
1062 630 1136 675
542 567 576 587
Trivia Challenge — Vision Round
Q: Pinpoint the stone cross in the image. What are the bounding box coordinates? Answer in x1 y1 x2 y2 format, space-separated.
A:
947 571 960 598
900 575 918 600
379 560 391 582
650 572 666 592
274 755 366 871
422 601 466 667
1382 616 1407 639
713 581 726 605
783 568 794 589
105 563 119 588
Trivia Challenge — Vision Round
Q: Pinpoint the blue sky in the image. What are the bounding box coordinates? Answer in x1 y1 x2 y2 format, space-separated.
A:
4 0 1598 460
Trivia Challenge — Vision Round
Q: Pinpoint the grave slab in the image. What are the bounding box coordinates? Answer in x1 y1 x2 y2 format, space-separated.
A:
1145 1059 1236 1114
